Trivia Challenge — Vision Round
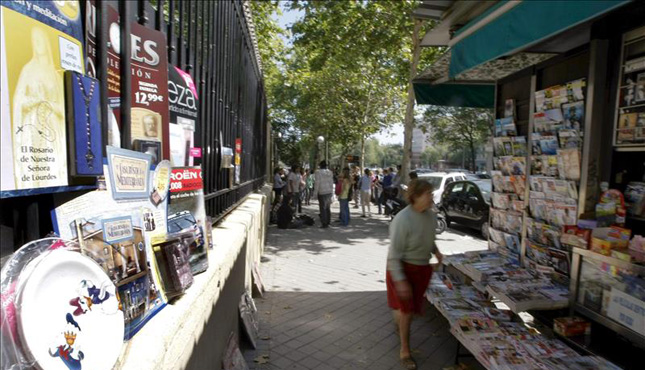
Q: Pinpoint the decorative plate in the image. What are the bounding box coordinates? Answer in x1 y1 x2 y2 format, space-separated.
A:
16 249 124 370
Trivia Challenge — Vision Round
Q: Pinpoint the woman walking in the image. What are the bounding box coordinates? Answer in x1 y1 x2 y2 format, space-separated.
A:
386 179 443 370
305 169 315 205
338 167 352 226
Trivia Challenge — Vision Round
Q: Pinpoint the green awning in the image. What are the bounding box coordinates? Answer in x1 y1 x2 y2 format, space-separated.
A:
449 0 630 78
413 83 495 108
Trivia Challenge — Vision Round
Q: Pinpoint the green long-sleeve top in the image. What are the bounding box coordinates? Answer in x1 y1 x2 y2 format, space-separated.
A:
387 205 438 282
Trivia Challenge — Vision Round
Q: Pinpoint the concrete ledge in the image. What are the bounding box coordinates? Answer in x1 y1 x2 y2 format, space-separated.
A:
116 187 271 370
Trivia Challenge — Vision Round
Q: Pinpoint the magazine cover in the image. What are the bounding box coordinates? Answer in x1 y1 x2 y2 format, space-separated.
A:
539 136 558 155
531 133 543 155
492 193 510 210
558 129 580 149
504 233 521 254
168 167 210 275
510 157 526 176
494 137 509 156
565 79 586 101
543 155 560 178
511 136 527 157
501 117 517 136
1 2 84 191
561 101 584 130
618 112 638 128
617 128 635 144
544 108 564 124
510 175 526 198
492 171 504 192
557 148 581 181
531 156 545 175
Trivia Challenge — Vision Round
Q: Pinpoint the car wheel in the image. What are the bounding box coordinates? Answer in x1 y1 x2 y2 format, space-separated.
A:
436 217 447 235
480 223 489 240
442 210 451 227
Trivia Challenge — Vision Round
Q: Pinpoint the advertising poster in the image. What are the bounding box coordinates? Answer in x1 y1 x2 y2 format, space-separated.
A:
168 66 198 167
168 167 209 275
101 7 170 160
0 1 84 191
235 138 242 184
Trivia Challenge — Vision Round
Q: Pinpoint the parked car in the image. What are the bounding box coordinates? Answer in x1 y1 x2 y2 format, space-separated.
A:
439 180 491 239
465 172 491 181
417 172 468 205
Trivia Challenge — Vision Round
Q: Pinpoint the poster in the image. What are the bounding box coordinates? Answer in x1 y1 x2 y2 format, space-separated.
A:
100 6 170 159
168 66 197 166
168 167 209 275
235 138 242 184
1 1 84 191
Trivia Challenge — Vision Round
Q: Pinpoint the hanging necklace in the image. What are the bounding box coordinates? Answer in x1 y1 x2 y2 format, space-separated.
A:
75 75 96 170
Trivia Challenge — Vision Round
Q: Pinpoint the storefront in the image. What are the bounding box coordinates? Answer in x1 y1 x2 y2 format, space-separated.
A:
414 1 645 368
0 1 271 369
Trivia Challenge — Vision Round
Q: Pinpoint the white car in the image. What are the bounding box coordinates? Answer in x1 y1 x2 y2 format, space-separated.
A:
417 172 468 205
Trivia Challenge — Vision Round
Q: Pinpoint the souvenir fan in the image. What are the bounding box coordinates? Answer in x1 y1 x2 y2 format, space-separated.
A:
1 238 124 370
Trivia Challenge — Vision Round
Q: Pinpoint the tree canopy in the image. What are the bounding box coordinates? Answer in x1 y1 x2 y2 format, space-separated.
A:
250 1 440 169
418 106 493 171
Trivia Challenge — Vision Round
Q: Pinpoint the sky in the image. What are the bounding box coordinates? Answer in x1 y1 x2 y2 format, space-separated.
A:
275 3 406 145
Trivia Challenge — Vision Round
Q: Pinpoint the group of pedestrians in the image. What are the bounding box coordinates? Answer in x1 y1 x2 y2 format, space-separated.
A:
272 166 315 215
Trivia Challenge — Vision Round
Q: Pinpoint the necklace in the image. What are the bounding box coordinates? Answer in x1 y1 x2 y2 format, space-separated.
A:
75 75 96 170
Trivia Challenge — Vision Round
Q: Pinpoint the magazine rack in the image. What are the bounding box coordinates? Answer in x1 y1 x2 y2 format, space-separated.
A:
569 248 645 347
612 26 645 150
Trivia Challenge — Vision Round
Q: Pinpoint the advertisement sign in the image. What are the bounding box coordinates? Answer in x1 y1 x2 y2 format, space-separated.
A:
168 66 197 167
606 288 645 336
0 1 84 191
100 6 170 159
169 167 209 274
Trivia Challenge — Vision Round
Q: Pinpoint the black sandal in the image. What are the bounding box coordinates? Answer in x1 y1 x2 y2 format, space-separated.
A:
400 356 417 370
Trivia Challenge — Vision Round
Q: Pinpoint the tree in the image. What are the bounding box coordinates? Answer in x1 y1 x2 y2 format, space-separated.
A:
419 144 449 168
419 107 493 171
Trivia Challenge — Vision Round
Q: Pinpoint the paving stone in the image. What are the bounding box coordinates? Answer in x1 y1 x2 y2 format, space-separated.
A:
244 202 487 370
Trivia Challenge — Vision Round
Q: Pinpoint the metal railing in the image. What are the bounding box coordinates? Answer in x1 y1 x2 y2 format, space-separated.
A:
1 0 268 253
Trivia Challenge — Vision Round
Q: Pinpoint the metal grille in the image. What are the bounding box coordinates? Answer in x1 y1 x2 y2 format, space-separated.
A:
0 0 268 253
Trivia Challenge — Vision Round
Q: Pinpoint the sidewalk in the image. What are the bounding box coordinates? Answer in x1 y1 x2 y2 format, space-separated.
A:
243 200 487 370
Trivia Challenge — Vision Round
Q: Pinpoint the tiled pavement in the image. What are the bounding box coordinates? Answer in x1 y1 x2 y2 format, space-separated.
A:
242 201 488 370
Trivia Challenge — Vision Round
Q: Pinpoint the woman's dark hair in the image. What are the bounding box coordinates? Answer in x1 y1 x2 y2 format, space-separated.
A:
319 160 327 169
405 179 434 205
364 168 370 175
274 168 282 174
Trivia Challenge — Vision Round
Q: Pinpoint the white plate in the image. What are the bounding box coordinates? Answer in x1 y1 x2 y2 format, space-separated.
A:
16 249 124 370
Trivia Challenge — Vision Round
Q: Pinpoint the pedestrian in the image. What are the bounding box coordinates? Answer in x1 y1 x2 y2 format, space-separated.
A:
386 179 443 370
300 168 307 207
272 168 286 212
338 167 352 226
392 165 402 197
287 165 302 214
352 166 361 209
373 169 383 215
382 168 394 215
359 168 373 217
305 169 315 205
313 161 334 228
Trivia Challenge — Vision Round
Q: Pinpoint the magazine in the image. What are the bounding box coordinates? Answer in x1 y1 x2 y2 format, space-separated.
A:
531 133 543 155
617 128 635 143
558 129 580 148
561 101 584 130
504 233 522 254
565 79 586 101
543 155 560 177
618 112 638 128
510 175 526 198
531 156 545 175
539 136 558 155
501 117 517 136
545 108 564 124
510 157 526 176
492 193 511 210
492 171 504 192
494 137 509 156
511 136 528 157
557 148 581 181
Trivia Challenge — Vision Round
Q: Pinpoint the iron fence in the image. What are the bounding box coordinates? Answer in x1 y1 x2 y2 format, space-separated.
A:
0 0 268 255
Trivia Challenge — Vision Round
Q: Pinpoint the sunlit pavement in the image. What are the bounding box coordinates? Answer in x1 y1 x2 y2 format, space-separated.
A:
243 201 486 369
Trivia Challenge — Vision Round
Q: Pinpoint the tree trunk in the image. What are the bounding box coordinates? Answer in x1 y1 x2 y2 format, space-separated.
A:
401 19 424 185
469 141 476 172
